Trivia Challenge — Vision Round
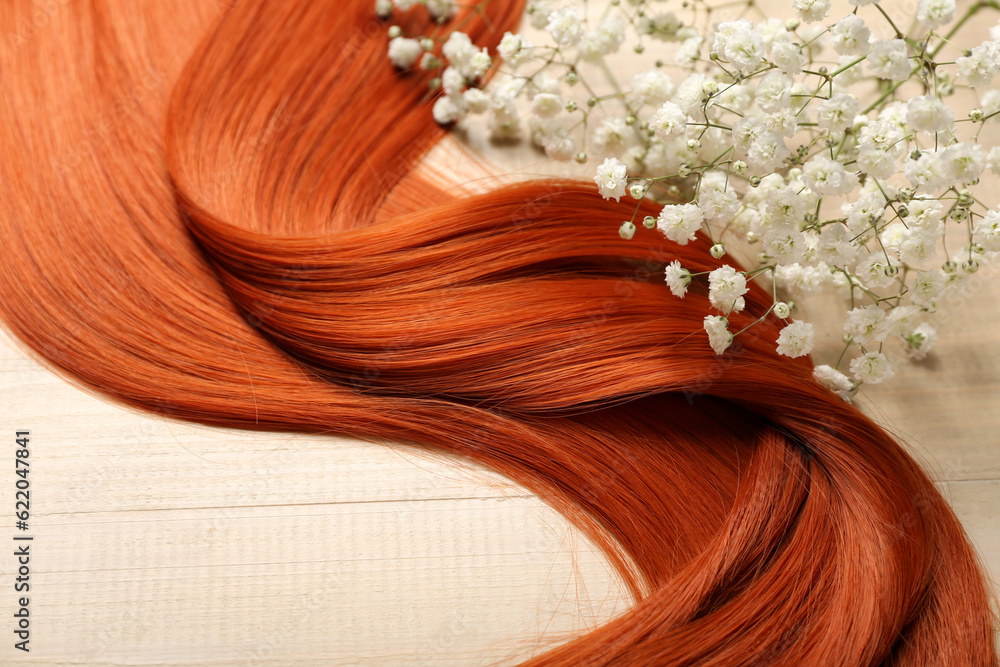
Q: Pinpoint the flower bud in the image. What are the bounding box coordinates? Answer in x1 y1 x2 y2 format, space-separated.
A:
619 221 636 240
710 243 726 258
774 302 791 319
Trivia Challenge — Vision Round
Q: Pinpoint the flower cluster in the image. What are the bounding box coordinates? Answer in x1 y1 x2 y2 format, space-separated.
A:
382 0 1000 398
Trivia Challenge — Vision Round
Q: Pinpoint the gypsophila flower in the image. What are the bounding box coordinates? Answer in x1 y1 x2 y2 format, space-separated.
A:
776 320 815 358
917 0 956 30
794 0 831 23
941 143 986 184
632 71 675 107
432 95 463 125
498 32 532 67
844 305 889 346
714 19 765 73
910 270 947 305
388 37 422 69
850 351 895 384
387 0 1000 396
830 15 871 56
817 93 860 131
546 8 584 47
802 156 859 196
957 42 1000 87
907 95 955 134
650 102 687 141
903 323 938 360
973 210 1000 251
657 203 704 246
594 158 628 201
531 93 562 119
868 40 911 81
813 364 854 399
664 260 692 298
708 265 749 313
703 315 733 355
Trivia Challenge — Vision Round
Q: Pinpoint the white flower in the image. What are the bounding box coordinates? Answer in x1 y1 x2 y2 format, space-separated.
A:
631 71 675 107
793 0 830 22
676 36 703 66
530 93 562 119
376 0 393 17
855 252 898 289
763 223 806 264
776 320 815 358
981 89 1000 118
844 305 890 346
940 142 986 184
432 95 463 125
388 37 422 69
771 35 804 74
698 187 739 224
393 0 418 10
664 260 692 298
715 20 765 72
704 315 733 355
904 152 951 191
897 228 938 265
426 0 457 20
813 364 854 399
674 73 708 116
910 270 947 305
903 323 938 360
543 130 575 161
917 0 955 29
858 119 906 156
546 8 584 47
755 71 792 113
957 42 1000 88
463 88 490 114
857 147 897 179
747 134 791 173
988 146 1000 175
441 67 466 98
650 102 687 140
868 40 911 81
527 0 550 29
973 209 1000 251
850 351 895 384
817 92 860 131
766 109 799 137
443 32 475 68
802 156 859 196
830 15 871 56
906 95 954 133
498 32 533 68
843 189 886 232
594 158 628 202
708 265 748 313
656 203 704 245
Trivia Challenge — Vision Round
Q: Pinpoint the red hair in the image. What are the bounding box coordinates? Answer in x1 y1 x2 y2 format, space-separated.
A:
0 0 996 663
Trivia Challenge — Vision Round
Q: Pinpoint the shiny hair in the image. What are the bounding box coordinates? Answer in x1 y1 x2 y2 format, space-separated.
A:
0 0 996 663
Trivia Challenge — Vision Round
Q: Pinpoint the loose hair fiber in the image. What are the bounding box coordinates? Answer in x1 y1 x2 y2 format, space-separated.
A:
0 0 997 664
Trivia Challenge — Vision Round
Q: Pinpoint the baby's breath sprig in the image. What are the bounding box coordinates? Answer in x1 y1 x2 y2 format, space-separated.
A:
381 0 1000 398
